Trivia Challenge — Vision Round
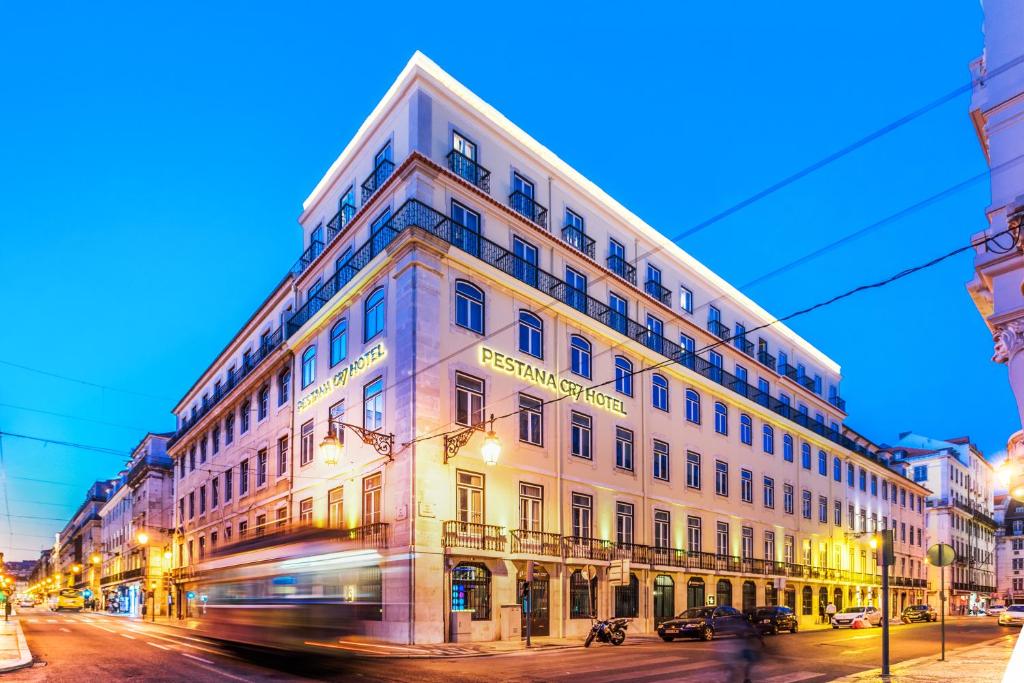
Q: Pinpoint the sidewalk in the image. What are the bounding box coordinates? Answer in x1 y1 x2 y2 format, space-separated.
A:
833 626 1023 683
0 616 33 673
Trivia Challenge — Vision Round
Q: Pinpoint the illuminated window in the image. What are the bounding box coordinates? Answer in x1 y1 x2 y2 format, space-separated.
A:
685 389 701 424
614 356 633 396
740 414 752 445
330 319 348 366
363 473 382 525
364 287 385 341
301 346 316 388
363 377 384 432
714 402 728 434
327 487 343 528
570 335 591 378
455 281 484 334
518 310 543 358
299 498 313 526
518 394 543 446
762 425 775 454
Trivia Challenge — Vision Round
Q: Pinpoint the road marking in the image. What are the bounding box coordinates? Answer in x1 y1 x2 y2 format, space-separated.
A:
120 633 136 640
183 653 215 664
45 619 57 623
760 672 825 683
138 630 240 659
27 618 38 623
183 661 252 683
586 660 715 683
86 622 117 633
59 627 70 633
147 641 171 651
334 639 430 653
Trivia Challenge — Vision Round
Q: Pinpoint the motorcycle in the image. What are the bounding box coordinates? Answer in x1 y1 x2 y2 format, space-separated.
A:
584 617 629 647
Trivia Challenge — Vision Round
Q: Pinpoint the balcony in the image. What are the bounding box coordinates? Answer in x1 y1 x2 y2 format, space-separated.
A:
562 224 596 259
606 254 636 285
361 158 395 203
443 521 506 552
780 363 799 381
758 349 776 369
735 337 754 357
511 530 561 556
799 375 816 391
326 203 358 244
563 536 613 562
509 191 548 228
291 239 324 276
707 319 729 339
447 149 490 192
829 394 847 412
644 279 672 306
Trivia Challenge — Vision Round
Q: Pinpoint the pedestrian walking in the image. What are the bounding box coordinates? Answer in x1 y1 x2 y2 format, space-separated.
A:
818 601 826 624
825 601 837 625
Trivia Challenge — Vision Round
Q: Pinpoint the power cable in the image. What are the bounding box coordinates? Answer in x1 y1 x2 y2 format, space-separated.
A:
0 359 173 402
0 402 160 433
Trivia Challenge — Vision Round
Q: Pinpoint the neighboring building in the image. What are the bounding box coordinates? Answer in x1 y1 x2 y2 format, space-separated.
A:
166 52 929 643
57 481 113 593
892 433 997 613
995 493 1024 603
99 432 174 616
967 1 1024 497
27 548 54 595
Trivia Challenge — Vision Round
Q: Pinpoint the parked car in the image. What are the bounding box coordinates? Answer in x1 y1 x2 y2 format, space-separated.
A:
658 605 747 641
749 605 798 635
998 604 1024 627
901 604 937 623
986 604 1007 616
832 605 884 628
18 598 34 608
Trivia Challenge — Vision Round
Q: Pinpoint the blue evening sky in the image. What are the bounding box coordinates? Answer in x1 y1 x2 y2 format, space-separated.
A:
0 1 1007 560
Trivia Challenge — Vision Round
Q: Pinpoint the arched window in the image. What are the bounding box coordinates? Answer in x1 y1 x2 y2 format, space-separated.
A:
801 442 812 469
717 579 733 608
802 586 813 615
818 450 827 476
455 281 484 334
330 318 348 367
451 563 491 621
714 401 728 434
614 356 633 396
739 414 752 445
301 346 316 388
570 335 591 378
364 287 385 341
651 374 669 411
685 389 701 424
257 384 270 420
518 311 543 358
762 424 775 454
742 581 757 613
277 368 291 406
833 456 842 482
783 434 794 462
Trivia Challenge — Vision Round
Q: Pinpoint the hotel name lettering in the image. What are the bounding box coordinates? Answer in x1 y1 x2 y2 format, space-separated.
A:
479 346 626 416
297 343 387 412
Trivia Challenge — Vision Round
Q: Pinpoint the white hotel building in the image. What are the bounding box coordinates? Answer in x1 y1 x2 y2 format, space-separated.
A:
167 52 927 643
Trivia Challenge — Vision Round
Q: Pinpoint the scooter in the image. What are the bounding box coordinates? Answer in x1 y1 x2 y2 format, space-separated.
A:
584 617 629 647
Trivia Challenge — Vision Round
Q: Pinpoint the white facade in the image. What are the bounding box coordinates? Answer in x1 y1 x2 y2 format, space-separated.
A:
994 493 1024 602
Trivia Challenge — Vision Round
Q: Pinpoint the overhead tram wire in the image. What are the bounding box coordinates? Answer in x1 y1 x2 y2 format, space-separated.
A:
0 431 133 458
0 359 174 402
403 224 1020 447
0 402 162 433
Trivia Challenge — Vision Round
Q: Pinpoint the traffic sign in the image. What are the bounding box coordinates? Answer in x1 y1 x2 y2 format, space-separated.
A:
927 543 956 567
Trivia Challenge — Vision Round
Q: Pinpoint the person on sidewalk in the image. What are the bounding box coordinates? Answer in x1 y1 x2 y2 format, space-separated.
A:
825 601 837 625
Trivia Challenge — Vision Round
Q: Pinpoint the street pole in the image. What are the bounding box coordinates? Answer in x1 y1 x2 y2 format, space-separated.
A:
526 580 533 647
881 529 891 678
941 563 946 661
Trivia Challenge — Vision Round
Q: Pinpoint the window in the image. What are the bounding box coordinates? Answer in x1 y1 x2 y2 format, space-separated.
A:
570 335 591 378
615 427 634 471
616 502 634 544
240 399 252 433
762 425 775 454
364 287 385 341
609 292 628 334
456 471 484 524
654 510 670 548
565 267 588 312
764 531 776 562
847 462 854 487
784 484 794 514
188 491 195 518
572 493 593 538
818 496 827 523
818 450 827 476
455 372 485 428
452 563 491 621
763 477 775 509
328 486 343 528
301 346 316 388
834 501 842 526
740 469 753 503
679 333 695 368
859 468 867 491
570 570 597 619
570 412 592 460
257 385 270 420
870 474 878 496
256 449 268 487
687 516 702 552
653 440 670 481
330 319 349 366
277 436 289 476
199 436 207 463
223 469 232 502
519 483 543 531
715 522 729 556
199 485 206 515
298 498 313 526
783 434 793 462
363 377 384 431
687 452 701 489
274 507 287 530
240 459 250 496
517 310 544 358
685 389 701 423
225 414 234 445
680 286 693 313
300 419 314 466
363 473 382 525
833 456 842 482
454 281 484 334
715 460 728 496
518 394 543 445
237 520 248 539
277 368 290 406
740 414 752 445
801 443 811 470
742 527 753 558
614 356 633 396
714 402 728 434
801 490 812 519
651 374 669 411
211 427 220 455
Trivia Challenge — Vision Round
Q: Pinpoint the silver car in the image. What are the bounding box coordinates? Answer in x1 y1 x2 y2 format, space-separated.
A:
998 604 1024 626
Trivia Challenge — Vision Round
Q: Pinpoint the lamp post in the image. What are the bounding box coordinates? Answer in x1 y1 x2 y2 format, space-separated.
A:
319 418 395 467
443 414 502 465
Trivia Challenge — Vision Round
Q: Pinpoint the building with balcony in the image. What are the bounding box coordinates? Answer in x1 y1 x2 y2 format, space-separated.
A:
893 433 997 612
99 432 174 616
165 52 927 643
57 481 113 596
994 493 1024 604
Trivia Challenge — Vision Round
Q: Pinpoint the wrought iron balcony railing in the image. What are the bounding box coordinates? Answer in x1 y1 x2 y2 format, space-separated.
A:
606 254 637 285
447 149 490 192
644 279 672 306
443 521 506 551
780 362 799 381
758 349 776 369
735 337 754 357
829 394 847 411
291 239 324 276
707 319 730 339
511 530 562 556
326 203 358 244
509 191 548 228
361 158 395 203
562 224 596 259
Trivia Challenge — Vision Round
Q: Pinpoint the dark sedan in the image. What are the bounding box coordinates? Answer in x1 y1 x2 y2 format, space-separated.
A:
901 604 937 623
658 605 747 641
749 605 799 634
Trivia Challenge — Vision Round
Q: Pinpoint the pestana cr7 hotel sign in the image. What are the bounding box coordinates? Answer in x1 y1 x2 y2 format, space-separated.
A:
478 346 626 416
298 343 386 412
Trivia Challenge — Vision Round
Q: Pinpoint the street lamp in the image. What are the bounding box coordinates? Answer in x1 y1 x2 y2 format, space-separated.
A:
444 414 502 465
319 417 395 465
90 554 100 565
136 532 149 545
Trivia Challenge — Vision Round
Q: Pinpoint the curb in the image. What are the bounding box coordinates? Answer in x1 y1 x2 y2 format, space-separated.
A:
0 619 33 673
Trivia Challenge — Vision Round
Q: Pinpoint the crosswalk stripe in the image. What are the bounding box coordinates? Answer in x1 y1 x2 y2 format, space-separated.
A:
45 619 56 623
556 659 715 683
147 641 172 651
120 633 136 640
59 627 70 633
760 673 824 683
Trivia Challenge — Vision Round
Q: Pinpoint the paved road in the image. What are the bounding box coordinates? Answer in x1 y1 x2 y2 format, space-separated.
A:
5 607 1015 682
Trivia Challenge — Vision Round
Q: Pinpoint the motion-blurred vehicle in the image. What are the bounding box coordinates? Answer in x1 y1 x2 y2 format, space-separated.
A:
658 605 747 641
998 604 1024 626
18 597 34 608
901 604 937 623
55 588 84 612
749 605 798 634
831 605 883 628
986 604 1007 616
583 617 629 647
